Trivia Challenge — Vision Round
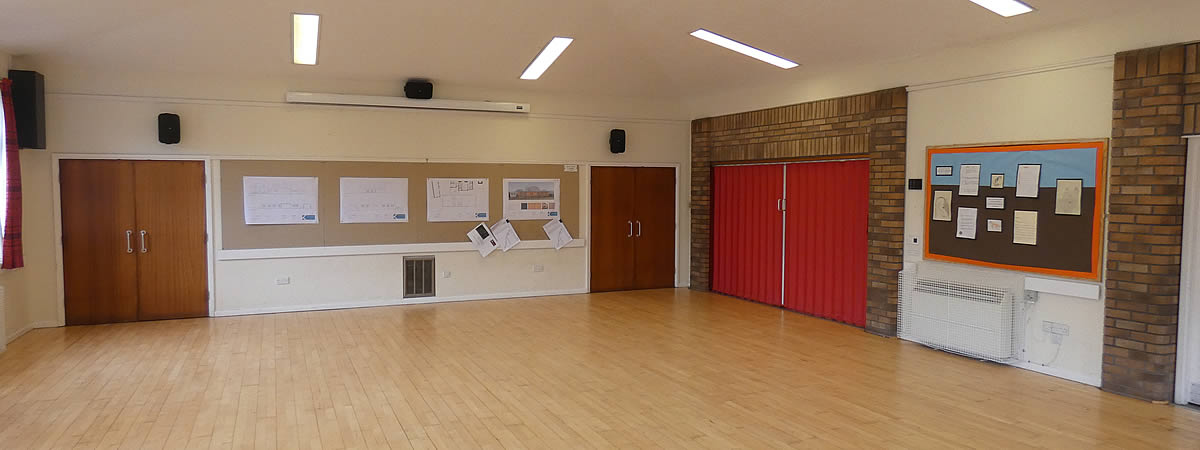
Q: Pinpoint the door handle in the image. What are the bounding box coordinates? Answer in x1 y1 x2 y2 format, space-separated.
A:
777 199 781 211
139 230 148 253
636 221 642 237
125 230 133 254
628 221 633 238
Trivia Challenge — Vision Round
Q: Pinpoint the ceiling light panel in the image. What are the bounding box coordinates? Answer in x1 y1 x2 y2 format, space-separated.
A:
293 13 321 65
690 29 798 69
520 37 574 80
968 0 1034 17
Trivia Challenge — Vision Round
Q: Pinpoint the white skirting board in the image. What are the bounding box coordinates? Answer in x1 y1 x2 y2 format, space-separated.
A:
214 288 589 317
1014 361 1101 387
6 321 61 344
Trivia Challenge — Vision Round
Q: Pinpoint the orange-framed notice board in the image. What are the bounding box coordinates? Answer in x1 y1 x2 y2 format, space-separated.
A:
924 141 1107 280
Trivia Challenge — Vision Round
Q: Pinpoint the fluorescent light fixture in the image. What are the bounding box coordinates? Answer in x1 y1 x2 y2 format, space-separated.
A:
292 13 320 65
690 29 798 69
968 0 1034 17
520 37 573 80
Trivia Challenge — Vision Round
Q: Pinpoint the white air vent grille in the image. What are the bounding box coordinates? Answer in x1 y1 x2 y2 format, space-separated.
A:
404 256 436 299
899 271 1019 363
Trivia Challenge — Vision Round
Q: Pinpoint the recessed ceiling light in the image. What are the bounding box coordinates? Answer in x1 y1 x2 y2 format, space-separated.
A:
689 29 798 69
968 0 1034 17
293 13 321 65
520 37 574 80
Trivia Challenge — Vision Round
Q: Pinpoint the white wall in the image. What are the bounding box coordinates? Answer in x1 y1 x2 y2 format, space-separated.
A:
906 63 1114 385
3 64 692 332
1179 137 1200 404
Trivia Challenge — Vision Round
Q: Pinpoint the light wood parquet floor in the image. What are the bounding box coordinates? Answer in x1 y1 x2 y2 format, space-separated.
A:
1 288 1198 449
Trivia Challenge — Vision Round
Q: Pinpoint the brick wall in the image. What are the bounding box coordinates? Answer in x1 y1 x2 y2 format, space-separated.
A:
1105 42 1199 402
690 87 908 336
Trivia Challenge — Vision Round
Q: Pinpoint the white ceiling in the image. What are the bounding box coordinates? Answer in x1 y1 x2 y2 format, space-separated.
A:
0 0 1182 99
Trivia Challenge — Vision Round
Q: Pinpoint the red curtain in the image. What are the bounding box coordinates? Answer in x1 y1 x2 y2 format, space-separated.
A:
0 79 23 269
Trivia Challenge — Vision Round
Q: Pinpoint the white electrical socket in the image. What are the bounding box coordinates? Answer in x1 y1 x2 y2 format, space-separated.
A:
275 277 291 285
533 264 545 273
1042 321 1070 336
442 271 451 279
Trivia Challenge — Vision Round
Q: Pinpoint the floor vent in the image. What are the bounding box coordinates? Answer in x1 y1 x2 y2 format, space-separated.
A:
404 256 436 299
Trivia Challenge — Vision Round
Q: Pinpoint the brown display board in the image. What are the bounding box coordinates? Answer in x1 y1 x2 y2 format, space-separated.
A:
924 141 1107 280
220 160 579 250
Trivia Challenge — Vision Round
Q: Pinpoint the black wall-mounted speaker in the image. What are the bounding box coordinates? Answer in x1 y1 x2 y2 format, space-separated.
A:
158 113 181 145
404 80 433 99
8 70 46 149
609 129 626 154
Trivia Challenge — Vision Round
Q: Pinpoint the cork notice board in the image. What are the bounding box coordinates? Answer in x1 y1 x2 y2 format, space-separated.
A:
220 160 580 250
924 141 1107 280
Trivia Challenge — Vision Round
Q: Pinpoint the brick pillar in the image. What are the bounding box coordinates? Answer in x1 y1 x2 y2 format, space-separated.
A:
865 88 908 336
1104 43 1197 402
690 127 713 291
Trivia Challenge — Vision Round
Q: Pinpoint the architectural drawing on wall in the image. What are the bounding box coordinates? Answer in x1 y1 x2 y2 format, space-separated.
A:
490 218 521 251
467 223 499 257
1055 179 1083 216
243 176 319 225
932 191 953 221
427 178 489 222
504 178 560 220
340 177 409 223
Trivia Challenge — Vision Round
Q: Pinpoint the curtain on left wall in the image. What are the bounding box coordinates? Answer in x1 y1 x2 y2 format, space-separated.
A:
0 79 24 269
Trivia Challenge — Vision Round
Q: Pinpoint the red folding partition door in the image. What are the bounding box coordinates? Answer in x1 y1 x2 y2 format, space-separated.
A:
784 160 869 327
711 160 868 327
711 164 784 306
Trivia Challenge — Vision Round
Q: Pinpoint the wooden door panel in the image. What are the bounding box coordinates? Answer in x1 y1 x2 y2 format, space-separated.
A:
633 167 676 290
133 161 209 320
61 160 140 325
589 167 636 292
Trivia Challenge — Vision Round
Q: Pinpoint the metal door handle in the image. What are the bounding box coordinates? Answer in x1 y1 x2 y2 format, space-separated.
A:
636 221 642 237
628 221 633 237
777 199 782 211
125 230 133 253
139 230 148 253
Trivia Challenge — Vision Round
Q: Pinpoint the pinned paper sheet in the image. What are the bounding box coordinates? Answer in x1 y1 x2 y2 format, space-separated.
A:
959 164 981 197
490 219 521 252
956 207 978 240
1055 179 1083 215
503 179 560 220
467 223 499 258
932 191 953 222
1014 211 1038 245
986 197 1005 210
542 219 573 250
340 177 408 223
428 178 489 222
1016 164 1041 198
243 176 319 225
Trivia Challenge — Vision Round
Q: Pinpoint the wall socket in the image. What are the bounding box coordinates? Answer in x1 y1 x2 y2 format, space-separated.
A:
532 264 545 273
1042 321 1070 336
275 277 291 285
442 271 451 279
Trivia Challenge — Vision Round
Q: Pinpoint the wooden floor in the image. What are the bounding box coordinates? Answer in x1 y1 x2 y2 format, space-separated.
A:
1 289 1198 449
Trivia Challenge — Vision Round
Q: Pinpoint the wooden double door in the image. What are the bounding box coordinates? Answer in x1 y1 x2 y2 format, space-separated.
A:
61 160 209 325
590 166 676 292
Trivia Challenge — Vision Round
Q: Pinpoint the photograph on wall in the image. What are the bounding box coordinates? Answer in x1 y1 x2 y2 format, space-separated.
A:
503 179 560 220
987 219 1003 233
340 177 409 223
243 176 319 225
932 191 953 221
428 178 489 222
1055 179 1083 216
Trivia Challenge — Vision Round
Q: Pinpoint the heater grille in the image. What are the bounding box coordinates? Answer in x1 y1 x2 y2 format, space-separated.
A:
899 270 1019 363
404 256 436 298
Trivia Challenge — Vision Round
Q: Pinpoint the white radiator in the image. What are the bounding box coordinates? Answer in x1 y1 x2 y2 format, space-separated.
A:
899 270 1019 363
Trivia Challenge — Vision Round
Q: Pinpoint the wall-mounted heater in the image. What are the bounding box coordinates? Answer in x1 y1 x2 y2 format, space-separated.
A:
898 270 1019 363
285 92 531 114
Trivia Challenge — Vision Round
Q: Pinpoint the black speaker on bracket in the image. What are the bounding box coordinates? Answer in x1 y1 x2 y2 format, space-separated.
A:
8 70 46 149
609 129 626 154
404 79 433 99
158 113 181 145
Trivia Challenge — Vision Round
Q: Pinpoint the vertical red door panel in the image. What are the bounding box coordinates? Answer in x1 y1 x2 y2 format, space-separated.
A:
712 164 784 306
784 160 868 327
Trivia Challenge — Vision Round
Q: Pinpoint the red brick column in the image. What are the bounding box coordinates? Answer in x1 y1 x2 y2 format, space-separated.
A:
1104 43 1198 402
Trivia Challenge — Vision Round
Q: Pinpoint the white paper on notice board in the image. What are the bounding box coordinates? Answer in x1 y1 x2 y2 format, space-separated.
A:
427 178 489 222
243 176 319 225
340 177 409 223
504 179 560 220
543 219 573 250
